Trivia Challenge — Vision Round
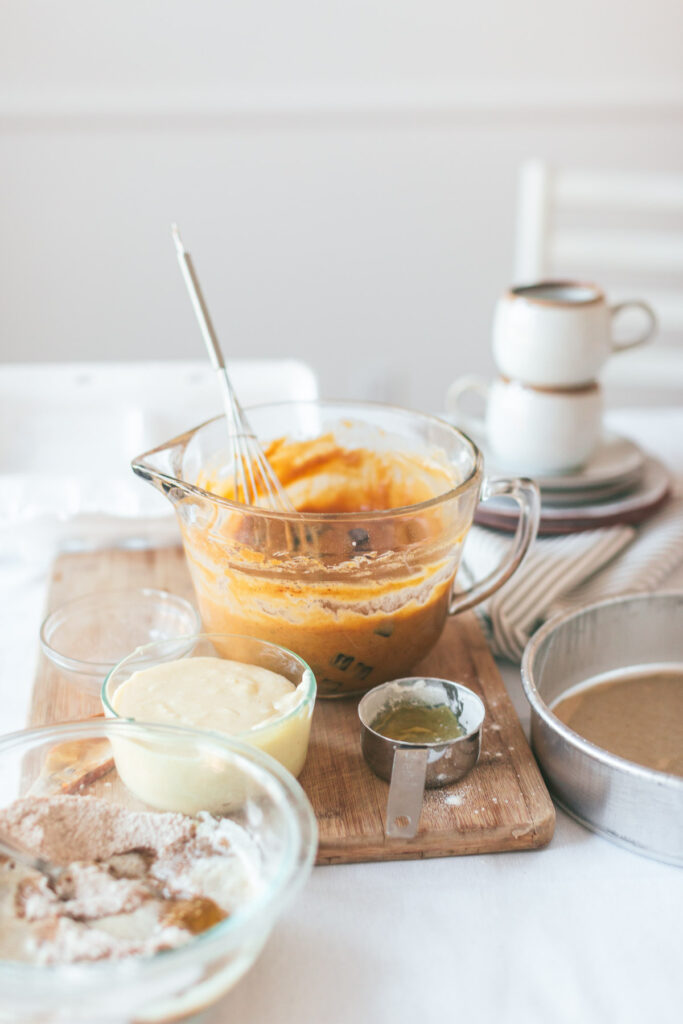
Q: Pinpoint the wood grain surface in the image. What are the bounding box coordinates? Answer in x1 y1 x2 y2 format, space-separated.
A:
30 547 555 864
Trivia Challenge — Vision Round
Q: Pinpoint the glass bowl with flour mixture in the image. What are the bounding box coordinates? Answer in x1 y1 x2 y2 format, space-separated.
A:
0 718 316 1023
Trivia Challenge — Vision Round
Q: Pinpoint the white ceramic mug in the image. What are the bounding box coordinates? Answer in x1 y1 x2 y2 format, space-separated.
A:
493 281 657 387
446 375 603 476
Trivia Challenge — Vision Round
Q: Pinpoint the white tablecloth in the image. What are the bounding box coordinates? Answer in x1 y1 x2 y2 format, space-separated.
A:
1 408 681 1024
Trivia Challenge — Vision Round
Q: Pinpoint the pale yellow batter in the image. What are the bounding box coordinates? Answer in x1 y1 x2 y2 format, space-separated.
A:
110 658 312 779
114 658 299 733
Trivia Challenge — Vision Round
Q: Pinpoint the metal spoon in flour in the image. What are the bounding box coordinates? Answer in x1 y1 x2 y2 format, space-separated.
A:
0 832 225 934
0 832 65 888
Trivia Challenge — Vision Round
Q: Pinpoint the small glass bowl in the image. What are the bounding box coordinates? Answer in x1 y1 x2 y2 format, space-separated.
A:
40 588 201 695
102 633 317 779
0 718 317 1023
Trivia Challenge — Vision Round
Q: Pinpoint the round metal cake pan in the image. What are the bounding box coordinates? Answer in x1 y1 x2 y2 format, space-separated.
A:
521 591 683 866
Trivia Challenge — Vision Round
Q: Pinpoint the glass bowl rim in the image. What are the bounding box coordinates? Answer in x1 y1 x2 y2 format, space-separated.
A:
0 717 317 984
132 398 485 522
40 588 202 677
101 632 317 739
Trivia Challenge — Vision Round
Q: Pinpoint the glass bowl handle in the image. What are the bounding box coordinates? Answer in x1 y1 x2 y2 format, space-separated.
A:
448 476 540 616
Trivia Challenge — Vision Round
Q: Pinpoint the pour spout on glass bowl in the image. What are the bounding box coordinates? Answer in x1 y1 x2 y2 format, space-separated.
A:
131 401 540 698
131 420 204 508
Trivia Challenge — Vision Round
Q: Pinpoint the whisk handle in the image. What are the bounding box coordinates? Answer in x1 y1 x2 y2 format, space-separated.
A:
172 225 226 372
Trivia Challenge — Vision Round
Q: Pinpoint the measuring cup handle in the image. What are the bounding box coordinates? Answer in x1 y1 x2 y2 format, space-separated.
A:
385 747 429 839
448 476 540 616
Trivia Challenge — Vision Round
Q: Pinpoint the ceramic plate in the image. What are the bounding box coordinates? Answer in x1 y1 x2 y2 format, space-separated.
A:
475 456 671 535
483 433 646 492
538 469 643 507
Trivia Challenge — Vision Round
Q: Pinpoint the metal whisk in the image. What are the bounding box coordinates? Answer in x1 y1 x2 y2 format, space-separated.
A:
172 225 296 512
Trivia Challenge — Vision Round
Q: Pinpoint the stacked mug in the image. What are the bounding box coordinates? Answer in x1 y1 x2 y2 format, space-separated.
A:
448 281 657 476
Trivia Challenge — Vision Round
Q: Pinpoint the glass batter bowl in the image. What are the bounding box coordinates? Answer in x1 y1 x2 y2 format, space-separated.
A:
0 719 316 1023
133 401 539 697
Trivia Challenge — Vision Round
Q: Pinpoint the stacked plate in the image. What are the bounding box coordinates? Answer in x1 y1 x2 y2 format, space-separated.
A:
474 433 671 535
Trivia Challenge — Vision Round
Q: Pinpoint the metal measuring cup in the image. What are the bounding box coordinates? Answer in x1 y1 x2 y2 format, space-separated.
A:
358 677 485 839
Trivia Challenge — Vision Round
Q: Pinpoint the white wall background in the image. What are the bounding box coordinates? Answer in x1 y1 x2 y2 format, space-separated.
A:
1 0 682 410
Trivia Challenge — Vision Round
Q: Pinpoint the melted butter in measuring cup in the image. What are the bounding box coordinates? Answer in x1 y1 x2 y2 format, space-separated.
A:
359 677 485 839
371 702 465 744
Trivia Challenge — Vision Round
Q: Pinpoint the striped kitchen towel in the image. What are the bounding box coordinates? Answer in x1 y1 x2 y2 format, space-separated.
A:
459 480 683 662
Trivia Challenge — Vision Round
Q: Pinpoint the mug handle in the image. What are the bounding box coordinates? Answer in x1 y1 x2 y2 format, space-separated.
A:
609 300 657 353
449 476 540 616
445 375 489 438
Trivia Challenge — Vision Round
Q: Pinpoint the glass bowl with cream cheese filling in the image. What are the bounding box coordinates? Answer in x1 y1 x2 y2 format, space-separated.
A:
0 718 317 1023
102 633 316 781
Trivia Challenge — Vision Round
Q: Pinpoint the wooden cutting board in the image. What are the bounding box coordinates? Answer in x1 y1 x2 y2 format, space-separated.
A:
30 547 555 864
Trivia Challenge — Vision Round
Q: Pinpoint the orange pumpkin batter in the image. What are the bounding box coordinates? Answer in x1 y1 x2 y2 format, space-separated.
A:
180 434 476 696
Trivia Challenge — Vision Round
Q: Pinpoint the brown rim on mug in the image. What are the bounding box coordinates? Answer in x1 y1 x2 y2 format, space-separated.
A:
506 280 605 308
499 375 601 396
